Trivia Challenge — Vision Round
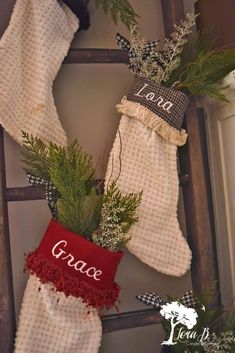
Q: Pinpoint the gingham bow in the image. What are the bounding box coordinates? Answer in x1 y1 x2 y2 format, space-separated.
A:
136 290 197 309
27 173 59 218
116 32 159 73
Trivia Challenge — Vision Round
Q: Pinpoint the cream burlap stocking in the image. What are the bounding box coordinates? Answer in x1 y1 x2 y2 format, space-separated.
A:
0 0 78 146
14 275 102 353
105 76 192 277
14 219 123 353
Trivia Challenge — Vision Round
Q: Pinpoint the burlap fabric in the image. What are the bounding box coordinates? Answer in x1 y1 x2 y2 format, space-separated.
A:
0 0 78 146
105 78 191 276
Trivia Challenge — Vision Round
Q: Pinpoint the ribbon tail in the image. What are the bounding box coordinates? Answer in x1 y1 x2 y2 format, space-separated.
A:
180 290 197 308
116 32 131 51
136 293 164 309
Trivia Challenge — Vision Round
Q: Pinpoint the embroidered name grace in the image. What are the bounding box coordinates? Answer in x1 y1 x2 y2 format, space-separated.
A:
52 240 102 281
134 83 173 113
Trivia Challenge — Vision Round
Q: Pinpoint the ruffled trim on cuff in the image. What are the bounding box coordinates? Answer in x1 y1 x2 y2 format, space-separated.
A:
25 249 120 310
117 97 188 146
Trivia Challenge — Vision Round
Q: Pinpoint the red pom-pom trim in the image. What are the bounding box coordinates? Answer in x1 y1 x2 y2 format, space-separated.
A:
25 250 120 309
24 220 123 310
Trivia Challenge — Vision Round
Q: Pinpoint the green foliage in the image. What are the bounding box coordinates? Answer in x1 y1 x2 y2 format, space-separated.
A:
22 132 101 238
125 13 197 83
222 312 235 334
124 19 235 102
166 31 235 102
202 331 235 353
205 50 235 83
95 0 139 28
21 131 51 180
154 12 198 83
21 133 142 249
92 181 142 251
48 140 102 237
201 309 235 353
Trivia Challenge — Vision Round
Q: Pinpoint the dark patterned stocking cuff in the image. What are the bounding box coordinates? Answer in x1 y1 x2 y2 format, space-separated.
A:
117 76 189 146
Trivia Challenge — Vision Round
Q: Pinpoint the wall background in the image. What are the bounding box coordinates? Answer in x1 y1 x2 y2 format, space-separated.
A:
0 1 194 352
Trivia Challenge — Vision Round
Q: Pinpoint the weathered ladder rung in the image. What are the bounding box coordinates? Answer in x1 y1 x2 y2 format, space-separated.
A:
5 186 44 202
5 174 189 202
64 49 128 64
102 308 161 333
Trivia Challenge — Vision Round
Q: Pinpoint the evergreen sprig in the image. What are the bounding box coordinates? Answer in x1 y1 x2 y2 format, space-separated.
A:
95 0 139 28
123 17 235 102
92 181 142 251
48 140 102 237
21 133 142 250
21 131 51 180
166 31 235 102
202 331 235 353
154 12 198 83
126 13 197 84
22 132 101 237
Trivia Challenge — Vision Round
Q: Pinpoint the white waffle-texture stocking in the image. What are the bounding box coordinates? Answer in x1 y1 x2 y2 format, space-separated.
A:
105 77 192 277
0 0 78 146
14 276 102 353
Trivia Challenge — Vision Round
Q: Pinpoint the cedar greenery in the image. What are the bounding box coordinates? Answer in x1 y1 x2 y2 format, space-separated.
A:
21 132 51 180
95 0 139 28
47 140 101 237
166 30 235 102
127 13 197 84
92 182 142 251
21 132 142 250
125 14 235 102
151 12 198 83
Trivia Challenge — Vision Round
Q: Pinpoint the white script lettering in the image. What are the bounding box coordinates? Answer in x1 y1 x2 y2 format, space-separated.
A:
135 83 173 113
52 240 102 281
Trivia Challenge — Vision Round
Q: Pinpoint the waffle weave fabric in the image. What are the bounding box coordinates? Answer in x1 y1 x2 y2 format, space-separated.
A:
0 0 78 146
105 115 192 276
14 275 102 353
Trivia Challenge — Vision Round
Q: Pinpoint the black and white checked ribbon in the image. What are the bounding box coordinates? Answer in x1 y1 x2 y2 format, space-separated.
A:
27 173 59 218
179 291 197 308
116 32 160 73
136 290 197 309
27 173 58 203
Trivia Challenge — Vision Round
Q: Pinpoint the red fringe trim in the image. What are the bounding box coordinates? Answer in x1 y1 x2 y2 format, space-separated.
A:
25 249 120 310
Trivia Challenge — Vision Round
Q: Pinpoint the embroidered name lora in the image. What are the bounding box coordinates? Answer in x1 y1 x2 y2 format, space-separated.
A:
134 83 173 113
52 240 102 281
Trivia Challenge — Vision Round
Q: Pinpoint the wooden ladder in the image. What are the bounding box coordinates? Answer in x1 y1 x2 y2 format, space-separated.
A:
0 1 219 352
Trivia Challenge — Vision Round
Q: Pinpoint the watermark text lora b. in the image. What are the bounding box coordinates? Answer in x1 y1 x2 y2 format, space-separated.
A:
175 326 210 344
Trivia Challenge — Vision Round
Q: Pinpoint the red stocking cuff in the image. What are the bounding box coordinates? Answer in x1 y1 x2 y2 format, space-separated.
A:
25 220 123 309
